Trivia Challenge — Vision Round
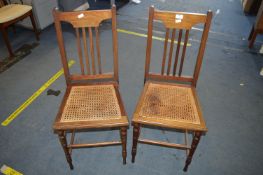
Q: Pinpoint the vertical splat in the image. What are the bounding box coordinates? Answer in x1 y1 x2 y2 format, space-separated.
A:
75 28 85 75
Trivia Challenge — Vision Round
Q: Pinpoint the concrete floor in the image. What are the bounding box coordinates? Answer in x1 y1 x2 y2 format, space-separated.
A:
1 0 263 174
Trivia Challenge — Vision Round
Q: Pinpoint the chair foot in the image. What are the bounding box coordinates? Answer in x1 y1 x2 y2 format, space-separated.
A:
183 167 187 172
183 158 191 172
132 155 135 163
123 159 127 165
8 54 15 60
131 123 140 163
183 131 202 172
120 127 127 165
69 164 74 170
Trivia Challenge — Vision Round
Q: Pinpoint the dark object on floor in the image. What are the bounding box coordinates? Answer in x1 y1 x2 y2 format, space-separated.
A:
57 0 87 11
0 42 39 73
87 0 129 10
248 1 263 48
52 5 128 169
0 0 39 58
131 6 212 172
47 89 61 96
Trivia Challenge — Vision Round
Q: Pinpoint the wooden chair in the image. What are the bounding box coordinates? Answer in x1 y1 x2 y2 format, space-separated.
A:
0 0 39 58
131 6 212 172
53 5 129 169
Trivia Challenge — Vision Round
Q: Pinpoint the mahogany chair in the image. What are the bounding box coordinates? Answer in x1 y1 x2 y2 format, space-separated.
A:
131 6 212 171
53 5 128 169
0 0 39 58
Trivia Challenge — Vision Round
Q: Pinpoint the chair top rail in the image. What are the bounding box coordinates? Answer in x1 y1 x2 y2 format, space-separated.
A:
53 8 112 28
154 9 208 29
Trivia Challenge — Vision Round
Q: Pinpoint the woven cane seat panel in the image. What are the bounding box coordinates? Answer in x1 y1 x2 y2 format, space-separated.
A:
139 83 200 124
61 85 121 122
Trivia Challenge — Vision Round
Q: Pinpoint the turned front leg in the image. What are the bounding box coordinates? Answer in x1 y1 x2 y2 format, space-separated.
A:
58 131 74 170
120 127 127 164
183 131 202 172
131 123 140 163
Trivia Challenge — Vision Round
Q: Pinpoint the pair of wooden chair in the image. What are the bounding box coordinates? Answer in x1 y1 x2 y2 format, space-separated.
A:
53 5 212 172
0 0 39 58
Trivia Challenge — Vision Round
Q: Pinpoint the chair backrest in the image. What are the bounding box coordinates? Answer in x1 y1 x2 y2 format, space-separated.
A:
144 6 212 87
53 5 119 85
